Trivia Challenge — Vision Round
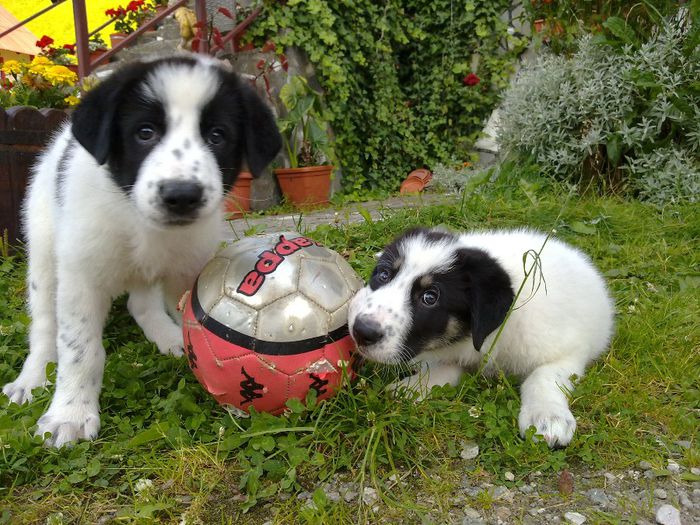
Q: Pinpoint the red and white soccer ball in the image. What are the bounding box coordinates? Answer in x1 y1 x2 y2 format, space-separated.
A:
181 233 364 415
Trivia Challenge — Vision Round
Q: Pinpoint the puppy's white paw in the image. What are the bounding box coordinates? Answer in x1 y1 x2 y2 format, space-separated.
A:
2 372 48 404
519 403 576 448
153 326 185 357
36 406 101 448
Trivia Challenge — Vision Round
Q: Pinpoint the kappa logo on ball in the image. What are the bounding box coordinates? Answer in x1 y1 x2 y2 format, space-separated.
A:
237 235 318 296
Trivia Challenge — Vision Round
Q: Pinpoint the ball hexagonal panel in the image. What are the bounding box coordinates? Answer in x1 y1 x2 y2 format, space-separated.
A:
194 256 229 313
298 256 353 312
255 292 329 342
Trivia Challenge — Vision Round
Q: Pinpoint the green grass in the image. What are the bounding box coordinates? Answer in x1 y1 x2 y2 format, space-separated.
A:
0 179 698 524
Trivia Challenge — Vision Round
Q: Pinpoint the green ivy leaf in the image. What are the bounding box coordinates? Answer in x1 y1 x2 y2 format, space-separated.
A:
603 17 637 44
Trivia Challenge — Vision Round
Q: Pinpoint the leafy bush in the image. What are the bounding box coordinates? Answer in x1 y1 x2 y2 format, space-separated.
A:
523 0 681 53
251 0 525 197
497 11 700 205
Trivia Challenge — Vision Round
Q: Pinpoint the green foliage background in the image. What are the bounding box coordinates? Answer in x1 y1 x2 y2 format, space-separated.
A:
250 0 524 197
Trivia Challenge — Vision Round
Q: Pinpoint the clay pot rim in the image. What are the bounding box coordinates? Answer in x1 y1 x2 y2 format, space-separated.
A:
274 165 333 176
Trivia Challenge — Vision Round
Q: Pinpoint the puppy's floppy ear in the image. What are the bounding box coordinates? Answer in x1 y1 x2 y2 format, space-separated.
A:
457 248 514 352
71 62 149 165
240 83 282 177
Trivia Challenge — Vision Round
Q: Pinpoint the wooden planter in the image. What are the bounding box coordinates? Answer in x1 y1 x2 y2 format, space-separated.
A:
0 107 69 250
274 165 332 207
224 171 253 218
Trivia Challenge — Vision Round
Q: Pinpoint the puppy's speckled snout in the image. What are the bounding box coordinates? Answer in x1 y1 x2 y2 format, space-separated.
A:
351 315 384 347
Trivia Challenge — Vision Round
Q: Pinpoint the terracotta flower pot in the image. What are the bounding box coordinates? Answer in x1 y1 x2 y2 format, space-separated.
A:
400 168 433 194
89 49 109 66
109 32 129 49
274 165 332 207
224 171 253 218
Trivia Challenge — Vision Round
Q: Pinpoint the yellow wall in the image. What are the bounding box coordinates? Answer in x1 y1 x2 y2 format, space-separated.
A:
3 0 118 48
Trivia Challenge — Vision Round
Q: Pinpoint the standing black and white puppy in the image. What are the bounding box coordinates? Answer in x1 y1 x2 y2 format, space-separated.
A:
348 228 615 447
2 55 281 447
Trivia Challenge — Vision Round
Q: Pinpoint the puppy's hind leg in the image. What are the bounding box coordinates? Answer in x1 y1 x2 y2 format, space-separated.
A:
518 359 586 448
2 228 57 404
128 285 184 357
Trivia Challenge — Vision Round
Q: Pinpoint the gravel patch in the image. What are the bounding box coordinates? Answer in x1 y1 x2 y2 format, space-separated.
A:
289 454 699 524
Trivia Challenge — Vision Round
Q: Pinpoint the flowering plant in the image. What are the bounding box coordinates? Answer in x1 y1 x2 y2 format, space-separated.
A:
463 73 480 87
35 35 76 66
106 1 155 34
89 34 109 52
0 56 80 109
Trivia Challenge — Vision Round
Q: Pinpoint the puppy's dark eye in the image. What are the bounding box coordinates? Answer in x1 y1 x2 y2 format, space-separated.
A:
206 128 226 146
376 267 391 284
136 125 158 143
421 288 439 307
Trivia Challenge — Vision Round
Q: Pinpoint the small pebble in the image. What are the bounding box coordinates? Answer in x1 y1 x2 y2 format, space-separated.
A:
564 511 587 525
491 486 512 502
586 488 610 506
654 488 667 499
674 440 691 449
296 491 312 501
655 504 681 525
461 517 486 525
667 460 681 474
639 460 654 471
362 487 377 505
460 442 480 460
519 484 534 495
462 507 485 525
342 490 357 503
604 472 618 483
691 467 700 476
504 471 515 482
679 492 693 509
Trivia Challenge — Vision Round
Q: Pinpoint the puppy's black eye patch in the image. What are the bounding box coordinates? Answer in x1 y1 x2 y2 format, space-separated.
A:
369 265 394 290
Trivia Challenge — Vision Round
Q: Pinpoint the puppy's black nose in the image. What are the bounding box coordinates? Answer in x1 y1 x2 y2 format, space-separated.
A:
352 315 383 346
159 181 204 215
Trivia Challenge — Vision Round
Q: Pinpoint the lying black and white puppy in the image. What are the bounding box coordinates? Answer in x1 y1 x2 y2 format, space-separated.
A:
2 55 281 447
348 228 615 447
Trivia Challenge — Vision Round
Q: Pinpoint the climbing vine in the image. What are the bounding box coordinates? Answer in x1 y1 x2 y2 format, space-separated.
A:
251 0 524 197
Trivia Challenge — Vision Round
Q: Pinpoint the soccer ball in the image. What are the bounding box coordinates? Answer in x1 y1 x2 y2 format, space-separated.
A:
181 233 364 415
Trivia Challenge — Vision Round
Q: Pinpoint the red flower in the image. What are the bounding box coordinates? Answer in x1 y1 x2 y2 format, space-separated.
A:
36 35 54 49
463 73 480 86
126 1 140 12
63 44 76 54
218 7 234 19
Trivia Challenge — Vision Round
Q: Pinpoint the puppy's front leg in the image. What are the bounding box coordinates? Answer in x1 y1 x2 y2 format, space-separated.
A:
518 360 584 448
128 285 184 357
390 362 464 400
35 274 111 447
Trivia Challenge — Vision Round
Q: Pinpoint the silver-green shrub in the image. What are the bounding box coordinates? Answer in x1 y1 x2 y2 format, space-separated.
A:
497 15 699 205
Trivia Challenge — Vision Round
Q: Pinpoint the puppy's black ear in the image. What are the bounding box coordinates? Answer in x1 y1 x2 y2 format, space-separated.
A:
240 83 282 177
457 248 514 352
71 62 148 165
